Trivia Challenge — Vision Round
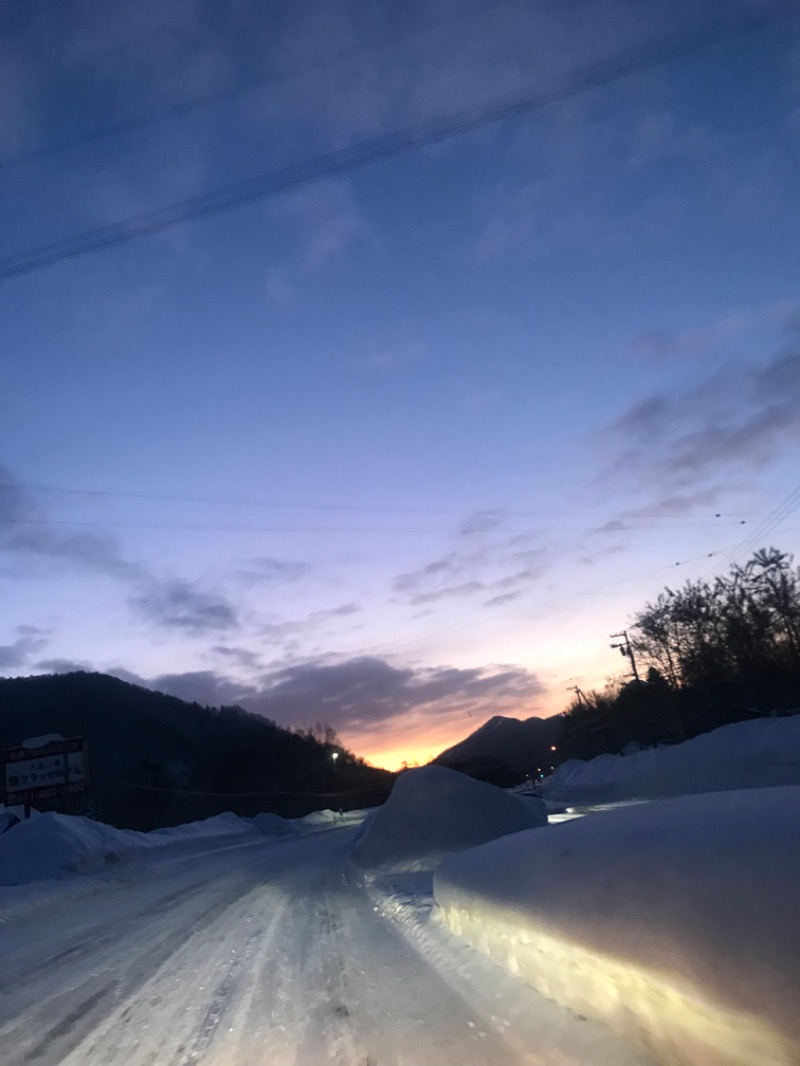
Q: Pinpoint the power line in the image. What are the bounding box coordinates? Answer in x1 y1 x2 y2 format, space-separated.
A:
0 0 517 170
0 479 762 523
2 516 757 535
1 3 795 282
703 482 800 581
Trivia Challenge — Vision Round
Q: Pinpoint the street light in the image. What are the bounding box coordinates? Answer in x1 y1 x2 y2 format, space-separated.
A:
331 752 339 765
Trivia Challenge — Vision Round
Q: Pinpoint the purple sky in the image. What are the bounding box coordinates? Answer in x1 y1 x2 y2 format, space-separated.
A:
2 0 799 767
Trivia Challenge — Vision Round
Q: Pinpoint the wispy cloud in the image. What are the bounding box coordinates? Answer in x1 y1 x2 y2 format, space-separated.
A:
0 468 143 582
629 300 800 362
393 537 551 611
411 580 485 606
601 347 800 490
484 590 522 608
210 645 263 670
238 556 315 586
1 466 239 637
130 578 239 635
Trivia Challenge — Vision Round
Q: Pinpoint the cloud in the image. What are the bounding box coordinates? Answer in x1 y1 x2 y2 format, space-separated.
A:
1 466 244 638
134 655 545 736
37 657 95 674
621 489 723 519
257 601 362 646
130 578 239 634
276 179 366 270
601 348 800 489
629 300 800 362
0 468 144 582
458 511 506 536
0 626 50 671
135 668 258 708
393 538 551 610
484 590 522 608
210 645 263 670
310 602 359 620
506 550 551 580
393 550 483 594
238 556 315 586
410 581 485 606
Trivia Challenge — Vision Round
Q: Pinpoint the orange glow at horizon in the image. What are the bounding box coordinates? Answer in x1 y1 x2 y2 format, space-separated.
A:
348 698 570 772
338 636 622 771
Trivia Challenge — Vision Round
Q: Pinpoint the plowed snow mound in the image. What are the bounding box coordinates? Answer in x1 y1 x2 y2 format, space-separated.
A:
0 811 259 886
354 765 547 871
435 785 800 1066
545 714 800 803
250 812 295 836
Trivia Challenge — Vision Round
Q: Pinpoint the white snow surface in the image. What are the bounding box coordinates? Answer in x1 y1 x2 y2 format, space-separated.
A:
0 810 291 888
435 785 800 1066
294 807 342 828
0 824 651 1066
21 733 66 747
354 764 547 871
249 811 296 836
545 714 800 803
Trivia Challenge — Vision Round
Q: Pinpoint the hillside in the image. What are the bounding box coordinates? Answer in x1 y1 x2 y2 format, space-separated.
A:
434 714 562 784
0 672 394 830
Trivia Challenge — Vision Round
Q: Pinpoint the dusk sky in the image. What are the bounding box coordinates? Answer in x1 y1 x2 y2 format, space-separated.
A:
2 0 799 769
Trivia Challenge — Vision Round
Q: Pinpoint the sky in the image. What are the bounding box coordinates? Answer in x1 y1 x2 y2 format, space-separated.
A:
2 0 800 770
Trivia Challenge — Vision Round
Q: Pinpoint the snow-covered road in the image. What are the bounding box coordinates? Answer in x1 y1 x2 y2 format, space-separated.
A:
0 826 651 1066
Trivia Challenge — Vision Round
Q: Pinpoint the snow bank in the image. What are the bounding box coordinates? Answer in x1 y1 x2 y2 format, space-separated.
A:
295 808 341 828
435 786 800 1066
545 714 800 804
354 765 547 871
292 807 374 833
250 811 295 836
22 733 65 747
0 810 273 887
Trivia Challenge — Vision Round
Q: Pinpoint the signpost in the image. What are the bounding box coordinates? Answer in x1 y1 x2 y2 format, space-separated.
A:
2 737 88 818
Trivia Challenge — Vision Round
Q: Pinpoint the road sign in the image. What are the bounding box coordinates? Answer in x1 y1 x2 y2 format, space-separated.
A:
2 737 88 809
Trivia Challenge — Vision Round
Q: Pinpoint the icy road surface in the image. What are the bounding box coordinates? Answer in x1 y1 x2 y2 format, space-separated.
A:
0 826 652 1066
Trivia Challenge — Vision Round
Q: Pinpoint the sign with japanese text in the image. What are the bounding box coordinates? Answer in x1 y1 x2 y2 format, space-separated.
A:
2 737 88 807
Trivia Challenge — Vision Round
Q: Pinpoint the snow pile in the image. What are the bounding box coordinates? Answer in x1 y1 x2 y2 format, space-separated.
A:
250 811 295 836
293 807 375 833
22 733 66 747
545 714 800 803
295 808 341 828
0 811 269 887
148 811 246 841
435 786 800 1066
354 765 547 871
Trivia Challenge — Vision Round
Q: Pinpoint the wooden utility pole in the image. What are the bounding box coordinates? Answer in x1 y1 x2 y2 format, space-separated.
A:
610 630 640 682
567 684 587 706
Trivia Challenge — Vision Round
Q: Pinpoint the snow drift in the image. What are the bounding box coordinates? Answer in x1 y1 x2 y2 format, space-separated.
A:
545 714 800 804
354 765 547 871
435 785 800 1066
250 811 296 836
0 810 290 887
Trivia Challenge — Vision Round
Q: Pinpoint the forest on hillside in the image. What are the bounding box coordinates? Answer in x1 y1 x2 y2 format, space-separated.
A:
559 548 800 761
0 672 394 830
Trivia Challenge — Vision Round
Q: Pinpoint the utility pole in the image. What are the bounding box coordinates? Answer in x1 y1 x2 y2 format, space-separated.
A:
567 684 587 706
610 630 640 682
